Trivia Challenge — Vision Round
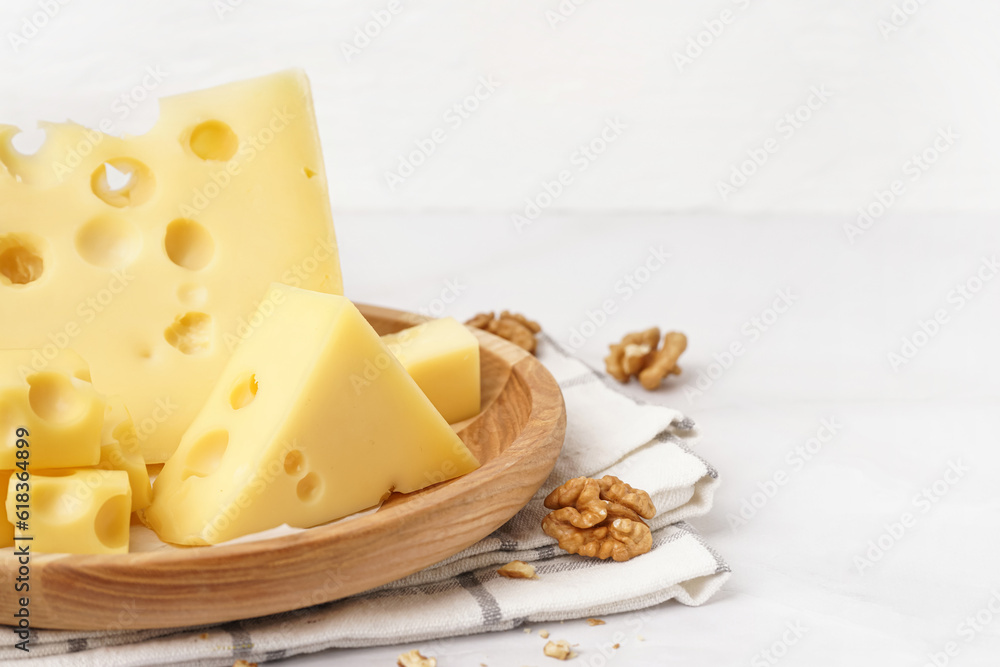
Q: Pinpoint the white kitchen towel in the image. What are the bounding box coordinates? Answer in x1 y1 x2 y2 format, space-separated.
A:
3 335 730 666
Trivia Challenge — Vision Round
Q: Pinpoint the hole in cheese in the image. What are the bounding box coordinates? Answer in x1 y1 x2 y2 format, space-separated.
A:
90 158 155 208
164 219 215 271
0 233 45 286
182 429 229 480
9 127 46 155
296 472 322 502
72 368 92 383
177 282 208 307
27 372 88 424
303 167 316 178
283 449 304 475
230 372 258 410
75 215 142 269
164 312 213 355
187 120 239 161
94 494 130 550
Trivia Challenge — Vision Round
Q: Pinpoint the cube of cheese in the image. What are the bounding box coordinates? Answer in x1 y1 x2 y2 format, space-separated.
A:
33 398 152 511
381 318 481 423
0 349 104 470
5 469 131 554
0 70 342 463
96 397 152 511
145 285 480 545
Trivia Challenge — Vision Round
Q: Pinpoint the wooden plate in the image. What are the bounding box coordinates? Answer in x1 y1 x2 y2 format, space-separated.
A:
1 304 566 630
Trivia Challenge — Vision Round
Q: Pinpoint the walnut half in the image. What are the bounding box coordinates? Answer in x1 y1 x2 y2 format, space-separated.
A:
466 310 541 354
604 328 687 389
541 475 656 562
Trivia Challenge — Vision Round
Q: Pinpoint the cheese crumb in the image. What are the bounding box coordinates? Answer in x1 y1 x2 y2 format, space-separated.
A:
586 618 605 626
497 560 538 579
397 649 436 667
539 629 550 638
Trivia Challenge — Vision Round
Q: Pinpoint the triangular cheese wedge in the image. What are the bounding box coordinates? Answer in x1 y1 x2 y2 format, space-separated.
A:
144 284 480 545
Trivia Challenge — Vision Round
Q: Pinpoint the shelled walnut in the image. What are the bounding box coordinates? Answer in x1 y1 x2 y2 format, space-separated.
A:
466 310 541 354
605 329 687 390
541 476 655 562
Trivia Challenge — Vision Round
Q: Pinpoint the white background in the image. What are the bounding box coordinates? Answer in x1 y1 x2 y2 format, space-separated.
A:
2 0 1000 214
2 1 999 665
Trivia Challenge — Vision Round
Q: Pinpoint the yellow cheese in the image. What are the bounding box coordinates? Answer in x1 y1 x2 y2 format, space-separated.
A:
381 318 481 423
0 470 12 547
95 397 152 511
0 349 103 470
5 469 131 554
0 70 342 463
145 285 480 545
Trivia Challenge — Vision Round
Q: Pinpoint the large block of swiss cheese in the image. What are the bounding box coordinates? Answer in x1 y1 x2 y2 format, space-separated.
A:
0 70 342 463
144 284 480 545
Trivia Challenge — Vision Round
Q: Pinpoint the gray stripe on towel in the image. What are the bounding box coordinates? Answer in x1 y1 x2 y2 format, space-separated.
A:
655 431 718 479
457 572 502 625
224 621 254 660
674 521 731 574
